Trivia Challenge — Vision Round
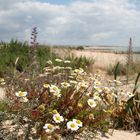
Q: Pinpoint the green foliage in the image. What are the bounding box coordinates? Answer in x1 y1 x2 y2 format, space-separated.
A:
113 62 120 80
0 40 94 76
112 73 140 130
0 40 58 76
107 61 140 76
36 46 57 70
65 55 95 70
133 72 140 94
107 62 127 76
76 46 84 50
0 40 30 76
0 101 8 112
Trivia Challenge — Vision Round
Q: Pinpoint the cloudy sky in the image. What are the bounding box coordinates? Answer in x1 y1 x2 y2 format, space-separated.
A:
0 0 140 46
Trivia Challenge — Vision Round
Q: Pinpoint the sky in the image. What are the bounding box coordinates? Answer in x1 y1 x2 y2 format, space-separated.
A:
0 0 140 46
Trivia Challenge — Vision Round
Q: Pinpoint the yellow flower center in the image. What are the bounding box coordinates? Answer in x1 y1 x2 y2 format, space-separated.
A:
70 123 76 128
78 103 83 108
44 84 49 88
53 87 57 91
96 88 100 91
56 116 61 121
52 110 58 114
89 101 94 105
19 91 24 97
89 113 94 118
76 120 81 124
48 124 53 129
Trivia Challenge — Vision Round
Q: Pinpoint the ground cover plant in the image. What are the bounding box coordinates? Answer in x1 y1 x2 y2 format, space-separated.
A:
2 56 138 139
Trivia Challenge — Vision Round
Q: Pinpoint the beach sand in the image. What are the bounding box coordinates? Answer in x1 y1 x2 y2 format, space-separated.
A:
0 87 5 100
54 48 140 70
97 130 140 140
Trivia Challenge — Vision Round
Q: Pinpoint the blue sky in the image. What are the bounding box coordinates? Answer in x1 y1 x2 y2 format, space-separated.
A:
0 0 140 46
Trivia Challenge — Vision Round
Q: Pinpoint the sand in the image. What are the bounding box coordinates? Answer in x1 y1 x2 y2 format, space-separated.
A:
0 87 5 100
98 130 140 140
54 48 140 70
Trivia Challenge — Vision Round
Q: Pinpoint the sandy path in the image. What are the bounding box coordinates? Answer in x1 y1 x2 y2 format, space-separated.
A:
98 130 140 140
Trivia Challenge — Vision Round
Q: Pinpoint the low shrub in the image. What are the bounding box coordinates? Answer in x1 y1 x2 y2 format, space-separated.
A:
3 58 136 139
107 61 140 76
107 62 127 76
0 40 94 77
65 55 95 71
76 46 84 50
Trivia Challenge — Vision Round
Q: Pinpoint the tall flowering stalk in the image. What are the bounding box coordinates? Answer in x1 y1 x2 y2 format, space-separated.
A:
29 27 39 78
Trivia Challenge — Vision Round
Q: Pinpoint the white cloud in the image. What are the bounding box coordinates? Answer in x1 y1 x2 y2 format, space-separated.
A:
0 0 140 46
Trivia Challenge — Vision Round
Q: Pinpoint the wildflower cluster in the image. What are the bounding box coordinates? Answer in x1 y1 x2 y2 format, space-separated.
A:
7 59 135 138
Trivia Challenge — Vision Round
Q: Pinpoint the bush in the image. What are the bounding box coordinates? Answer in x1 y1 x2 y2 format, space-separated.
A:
107 62 127 76
107 61 140 76
4 58 136 139
65 55 95 70
0 40 94 77
0 40 30 76
76 46 84 50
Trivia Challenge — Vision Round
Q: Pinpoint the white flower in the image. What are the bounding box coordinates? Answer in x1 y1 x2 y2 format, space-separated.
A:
114 80 122 85
50 85 61 98
15 91 27 97
86 92 91 96
53 113 64 123
65 67 72 70
53 66 62 71
54 93 61 98
94 86 102 93
126 92 134 98
93 95 101 102
43 123 55 133
64 60 71 63
67 121 79 131
77 81 88 92
0 78 4 82
0 82 6 85
43 67 52 72
70 80 77 85
103 87 110 93
74 68 84 74
73 119 83 127
71 72 77 77
87 99 97 108
25 78 30 81
50 85 61 95
20 97 28 102
94 81 101 86
61 82 70 88
55 59 62 62
43 84 50 88
46 60 52 65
